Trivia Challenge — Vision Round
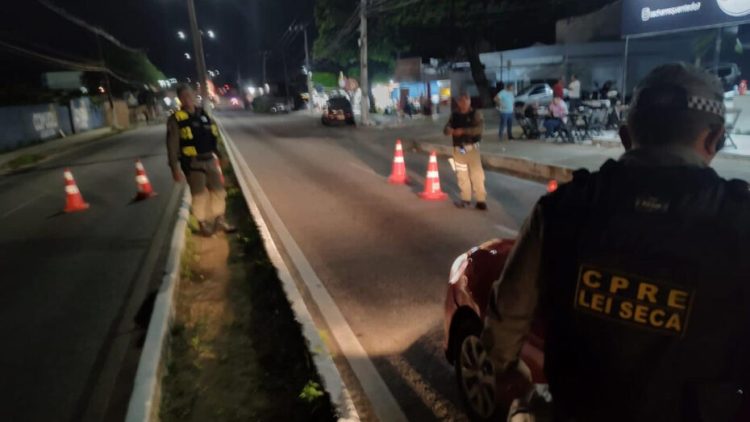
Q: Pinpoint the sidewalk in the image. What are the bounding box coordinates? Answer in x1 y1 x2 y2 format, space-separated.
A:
0 127 115 172
411 134 750 183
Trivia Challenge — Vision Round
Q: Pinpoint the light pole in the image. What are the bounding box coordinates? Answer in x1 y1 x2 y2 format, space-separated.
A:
291 24 314 111
186 0 210 104
359 0 369 124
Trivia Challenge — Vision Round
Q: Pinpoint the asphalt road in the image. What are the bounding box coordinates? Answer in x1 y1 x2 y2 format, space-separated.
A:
218 111 547 421
0 125 180 422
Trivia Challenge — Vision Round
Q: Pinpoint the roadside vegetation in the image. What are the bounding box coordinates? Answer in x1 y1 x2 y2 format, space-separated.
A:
160 156 336 421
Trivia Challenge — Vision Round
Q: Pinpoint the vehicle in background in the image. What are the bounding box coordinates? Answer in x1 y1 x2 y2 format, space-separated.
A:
444 238 549 421
251 95 290 114
321 96 355 126
515 83 554 106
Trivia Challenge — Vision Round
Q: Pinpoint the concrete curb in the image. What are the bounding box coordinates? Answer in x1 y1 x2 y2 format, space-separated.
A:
124 188 190 422
411 140 574 183
217 121 363 422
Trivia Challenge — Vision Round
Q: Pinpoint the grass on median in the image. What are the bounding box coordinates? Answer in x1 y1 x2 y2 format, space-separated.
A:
5 153 46 170
160 153 336 422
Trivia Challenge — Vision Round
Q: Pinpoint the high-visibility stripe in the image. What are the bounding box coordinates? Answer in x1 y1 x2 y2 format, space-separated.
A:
393 156 404 163
136 162 145 171
64 172 74 181
136 175 149 184
395 143 402 151
65 185 80 195
429 157 438 163
427 171 440 179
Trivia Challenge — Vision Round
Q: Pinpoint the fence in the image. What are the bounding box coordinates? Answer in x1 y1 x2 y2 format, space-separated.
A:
0 98 105 152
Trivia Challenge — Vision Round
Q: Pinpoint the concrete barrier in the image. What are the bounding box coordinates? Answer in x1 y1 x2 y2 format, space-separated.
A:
411 140 574 183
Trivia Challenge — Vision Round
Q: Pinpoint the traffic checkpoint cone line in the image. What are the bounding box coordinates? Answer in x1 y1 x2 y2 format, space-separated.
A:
418 151 448 201
63 168 90 213
134 159 157 201
387 139 408 184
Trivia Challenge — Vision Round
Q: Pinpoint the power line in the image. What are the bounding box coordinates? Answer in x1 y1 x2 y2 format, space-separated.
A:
0 39 141 85
37 0 143 54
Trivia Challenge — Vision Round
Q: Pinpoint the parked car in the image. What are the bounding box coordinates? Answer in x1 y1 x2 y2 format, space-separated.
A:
444 238 549 421
515 83 554 106
321 96 355 126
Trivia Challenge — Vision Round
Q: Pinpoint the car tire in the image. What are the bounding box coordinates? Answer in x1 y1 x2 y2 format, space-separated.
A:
454 318 506 421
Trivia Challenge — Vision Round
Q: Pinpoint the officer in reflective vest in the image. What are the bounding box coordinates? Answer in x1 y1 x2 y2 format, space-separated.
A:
167 84 235 236
481 63 750 421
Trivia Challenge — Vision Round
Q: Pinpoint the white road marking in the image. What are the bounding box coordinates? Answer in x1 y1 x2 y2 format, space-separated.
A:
1 195 44 219
219 121 391 422
386 355 468 421
494 224 519 238
348 161 379 177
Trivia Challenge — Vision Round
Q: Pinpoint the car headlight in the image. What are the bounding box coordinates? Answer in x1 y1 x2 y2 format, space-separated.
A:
449 253 469 285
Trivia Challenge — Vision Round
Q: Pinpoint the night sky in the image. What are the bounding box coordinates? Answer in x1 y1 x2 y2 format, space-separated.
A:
0 0 314 86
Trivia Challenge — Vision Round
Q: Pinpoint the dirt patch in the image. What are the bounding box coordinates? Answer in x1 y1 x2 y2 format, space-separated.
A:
160 159 336 421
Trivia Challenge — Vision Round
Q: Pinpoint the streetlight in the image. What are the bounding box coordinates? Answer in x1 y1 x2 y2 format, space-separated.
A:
184 52 191 60
177 30 186 40
206 29 216 39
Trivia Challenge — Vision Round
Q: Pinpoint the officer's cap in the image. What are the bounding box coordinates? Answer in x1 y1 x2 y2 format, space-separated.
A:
631 63 725 119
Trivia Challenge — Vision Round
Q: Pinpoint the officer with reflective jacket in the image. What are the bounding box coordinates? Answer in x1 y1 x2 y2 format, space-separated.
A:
167 84 234 236
481 63 750 421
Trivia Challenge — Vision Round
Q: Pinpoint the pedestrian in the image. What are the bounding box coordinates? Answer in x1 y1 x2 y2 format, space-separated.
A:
553 76 565 99
167 84 235 236
543 96 570 141
494 82 515 141
444 93 487 210
568 74 581 109
481 63 750 421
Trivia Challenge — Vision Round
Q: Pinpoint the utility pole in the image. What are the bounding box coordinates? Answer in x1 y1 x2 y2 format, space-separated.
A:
281 52 290 104
262 51 268 86
187 0 210 104
359 0 369 125
95 34 117 128
292 24 314 111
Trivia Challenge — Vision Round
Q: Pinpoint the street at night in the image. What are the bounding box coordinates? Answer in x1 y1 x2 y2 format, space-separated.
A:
4 0 750 421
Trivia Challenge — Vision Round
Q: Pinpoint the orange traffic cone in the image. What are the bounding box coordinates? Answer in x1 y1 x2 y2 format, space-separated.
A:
134 159 157 200
63 168 89 213
418 151 447 201
547 179 558 193
388 139 408 184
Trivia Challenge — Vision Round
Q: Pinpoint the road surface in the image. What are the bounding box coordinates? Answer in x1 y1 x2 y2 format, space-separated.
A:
218 111 547 421
0 125 180 422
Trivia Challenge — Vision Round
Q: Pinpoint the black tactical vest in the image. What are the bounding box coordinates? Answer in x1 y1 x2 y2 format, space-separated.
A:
538 160 750 422
174 108 219 158
450 109 481 146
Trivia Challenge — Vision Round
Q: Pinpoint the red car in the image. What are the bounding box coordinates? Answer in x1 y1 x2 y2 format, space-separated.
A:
444 238 549 421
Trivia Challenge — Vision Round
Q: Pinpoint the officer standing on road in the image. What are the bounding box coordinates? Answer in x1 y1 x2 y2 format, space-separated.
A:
481 63 750 421
167 84 235 236
444 93 487 210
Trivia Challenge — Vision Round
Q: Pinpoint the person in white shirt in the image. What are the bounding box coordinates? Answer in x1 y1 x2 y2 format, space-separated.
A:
568 74 581 108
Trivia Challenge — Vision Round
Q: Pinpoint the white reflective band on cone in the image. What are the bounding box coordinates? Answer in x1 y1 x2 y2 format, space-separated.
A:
136 162 145 171
64 172 74 181
136 175 149 184
395 143 402 151
393 156 404 163
427 171 439 178
65 185 80 194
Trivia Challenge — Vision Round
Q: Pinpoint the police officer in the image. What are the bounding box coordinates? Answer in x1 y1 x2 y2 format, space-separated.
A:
167 84 235 236
480 63 750 421
444 93 487 210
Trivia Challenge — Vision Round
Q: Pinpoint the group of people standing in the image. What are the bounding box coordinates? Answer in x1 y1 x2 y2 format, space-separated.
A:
493 75 583 142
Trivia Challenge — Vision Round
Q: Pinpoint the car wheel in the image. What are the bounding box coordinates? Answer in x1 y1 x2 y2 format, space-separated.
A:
454 318 503 421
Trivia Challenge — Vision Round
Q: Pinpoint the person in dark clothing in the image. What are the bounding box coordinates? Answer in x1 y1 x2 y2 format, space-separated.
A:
444 93 487 210
167 84 235 236
481 63 750 421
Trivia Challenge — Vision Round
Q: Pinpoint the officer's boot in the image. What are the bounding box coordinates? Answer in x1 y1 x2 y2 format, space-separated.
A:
198 220 215 237
215 215 237 233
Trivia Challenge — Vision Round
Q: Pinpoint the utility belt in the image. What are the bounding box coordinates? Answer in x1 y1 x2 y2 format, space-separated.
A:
454 143 479 153
179 153 216 174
